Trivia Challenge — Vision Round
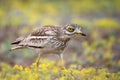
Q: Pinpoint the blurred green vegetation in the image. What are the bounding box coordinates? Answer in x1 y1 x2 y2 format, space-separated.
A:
0 0 120 79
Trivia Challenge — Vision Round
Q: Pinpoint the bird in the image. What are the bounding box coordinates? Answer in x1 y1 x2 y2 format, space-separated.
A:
10 24 86 67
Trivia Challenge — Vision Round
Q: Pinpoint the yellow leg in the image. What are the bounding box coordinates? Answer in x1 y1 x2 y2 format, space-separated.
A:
36 53 41 67
59 53 65 69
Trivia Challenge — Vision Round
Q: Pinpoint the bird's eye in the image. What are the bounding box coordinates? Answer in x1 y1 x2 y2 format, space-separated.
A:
68 26 75 32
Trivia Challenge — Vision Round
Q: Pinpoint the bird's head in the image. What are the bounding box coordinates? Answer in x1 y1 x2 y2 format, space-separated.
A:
64 24 86 36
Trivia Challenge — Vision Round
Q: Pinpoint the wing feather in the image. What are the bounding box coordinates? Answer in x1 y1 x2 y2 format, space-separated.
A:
13 25 60 48
30 25 59 36
19 36 53 48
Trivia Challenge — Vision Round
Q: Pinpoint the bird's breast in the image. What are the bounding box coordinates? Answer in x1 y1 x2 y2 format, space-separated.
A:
47 37 70 49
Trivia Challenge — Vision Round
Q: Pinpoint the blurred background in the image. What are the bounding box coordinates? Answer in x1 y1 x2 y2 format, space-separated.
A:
0 0 120 72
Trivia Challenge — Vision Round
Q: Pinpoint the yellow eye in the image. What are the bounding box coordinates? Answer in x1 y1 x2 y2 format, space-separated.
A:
68 27 75 32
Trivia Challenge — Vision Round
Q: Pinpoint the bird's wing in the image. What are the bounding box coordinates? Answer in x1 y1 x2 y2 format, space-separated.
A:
19 36 53 48
18 26 59 48
30 26 59 36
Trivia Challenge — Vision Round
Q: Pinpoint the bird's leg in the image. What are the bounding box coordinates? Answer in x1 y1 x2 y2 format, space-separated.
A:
59 53 65 69
36 53 41 67
34 49 42 67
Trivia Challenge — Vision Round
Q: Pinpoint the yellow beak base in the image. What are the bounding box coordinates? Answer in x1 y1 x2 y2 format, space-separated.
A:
76 31 82 34
76 30 86 36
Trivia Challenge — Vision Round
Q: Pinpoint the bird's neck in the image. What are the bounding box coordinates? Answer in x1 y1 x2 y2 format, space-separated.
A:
58 27 72 41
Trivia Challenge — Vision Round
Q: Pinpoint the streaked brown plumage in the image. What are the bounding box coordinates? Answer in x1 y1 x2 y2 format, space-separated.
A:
10 24 86 67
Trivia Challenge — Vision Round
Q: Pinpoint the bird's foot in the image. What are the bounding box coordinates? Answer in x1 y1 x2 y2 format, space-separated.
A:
59 66 66 70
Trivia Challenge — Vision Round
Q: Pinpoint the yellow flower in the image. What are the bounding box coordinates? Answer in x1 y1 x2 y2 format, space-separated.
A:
52 67 59 73
59 77 66 80
13 64 19 70
25 67 30 72
13 64 23 71
39 64 48 71
15 74 20 79
19 65 23 71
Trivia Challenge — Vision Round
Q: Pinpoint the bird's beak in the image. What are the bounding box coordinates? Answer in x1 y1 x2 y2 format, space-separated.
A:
76 30 86 36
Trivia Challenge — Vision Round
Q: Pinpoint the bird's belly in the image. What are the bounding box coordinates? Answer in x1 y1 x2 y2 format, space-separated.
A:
40 48 62 54
40 39 66 54
39 37 70 54
47 38 66 49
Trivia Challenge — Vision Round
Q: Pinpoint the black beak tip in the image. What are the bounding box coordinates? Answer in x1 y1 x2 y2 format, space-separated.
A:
81 33 86 36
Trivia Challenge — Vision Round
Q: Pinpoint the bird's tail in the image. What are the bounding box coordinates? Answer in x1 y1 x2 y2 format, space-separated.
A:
11 36 25 45
9 36 26 51
9 46 26 51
